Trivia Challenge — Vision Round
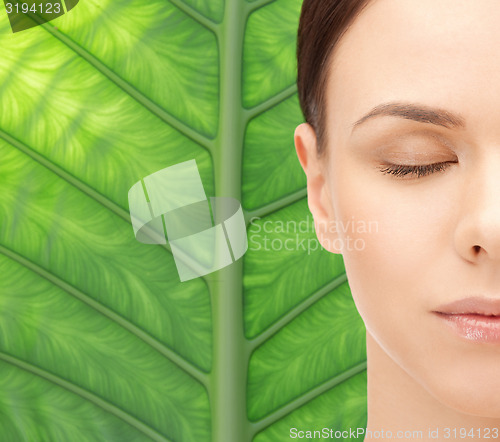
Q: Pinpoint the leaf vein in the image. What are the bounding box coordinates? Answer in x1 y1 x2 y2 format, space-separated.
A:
0 351 172 442
0 245 210 388
244 0 276 16
37 21 214 154
248 273 348 350
245 187 307 223
250 360 367 436
243 84 298 123
0 128 212 283
169 0 220 31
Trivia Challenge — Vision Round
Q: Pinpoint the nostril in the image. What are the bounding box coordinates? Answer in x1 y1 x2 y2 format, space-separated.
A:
473 245 481 254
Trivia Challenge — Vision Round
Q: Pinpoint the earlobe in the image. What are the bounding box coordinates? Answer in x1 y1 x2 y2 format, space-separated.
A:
294 123 343 254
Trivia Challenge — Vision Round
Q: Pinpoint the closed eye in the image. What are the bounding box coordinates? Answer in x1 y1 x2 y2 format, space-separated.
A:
378 161 457 179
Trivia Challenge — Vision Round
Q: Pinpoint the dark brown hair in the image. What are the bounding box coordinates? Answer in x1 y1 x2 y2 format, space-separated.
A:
297 0 372 154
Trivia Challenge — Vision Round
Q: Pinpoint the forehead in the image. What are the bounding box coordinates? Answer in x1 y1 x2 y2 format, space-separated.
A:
326 0 500 141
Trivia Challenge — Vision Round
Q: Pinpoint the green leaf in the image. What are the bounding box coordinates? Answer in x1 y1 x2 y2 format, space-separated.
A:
0 0 367 441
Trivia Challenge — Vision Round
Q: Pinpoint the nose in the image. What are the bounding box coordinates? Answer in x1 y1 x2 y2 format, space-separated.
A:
454 153 500 263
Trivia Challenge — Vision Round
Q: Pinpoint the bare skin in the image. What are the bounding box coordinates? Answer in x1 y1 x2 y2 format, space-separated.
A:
296 0 500 440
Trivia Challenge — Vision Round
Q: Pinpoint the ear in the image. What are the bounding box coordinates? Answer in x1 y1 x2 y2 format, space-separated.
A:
294 123 342 254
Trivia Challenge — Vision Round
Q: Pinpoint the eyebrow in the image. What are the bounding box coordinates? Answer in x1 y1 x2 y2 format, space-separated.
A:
351 102 466 132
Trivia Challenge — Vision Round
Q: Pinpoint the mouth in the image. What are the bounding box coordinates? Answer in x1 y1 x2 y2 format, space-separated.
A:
433 297 500 343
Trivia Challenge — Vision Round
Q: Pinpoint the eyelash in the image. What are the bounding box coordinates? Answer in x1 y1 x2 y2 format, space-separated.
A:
378 161 456 178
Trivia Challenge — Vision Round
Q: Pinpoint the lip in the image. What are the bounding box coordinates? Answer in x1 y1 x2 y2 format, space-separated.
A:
433 297 500 343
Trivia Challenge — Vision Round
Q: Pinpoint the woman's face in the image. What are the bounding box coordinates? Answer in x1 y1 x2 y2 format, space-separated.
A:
296 0 500 416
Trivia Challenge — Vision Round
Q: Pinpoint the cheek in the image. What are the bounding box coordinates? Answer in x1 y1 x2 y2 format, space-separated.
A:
327 159 456 335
